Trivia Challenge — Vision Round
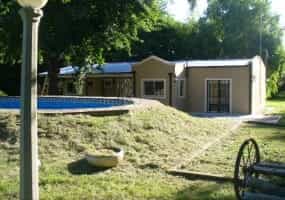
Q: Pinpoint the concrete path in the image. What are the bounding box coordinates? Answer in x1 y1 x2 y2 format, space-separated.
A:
170 114 243 170
170 112 281 170
191 112 282 125
246 115 282 125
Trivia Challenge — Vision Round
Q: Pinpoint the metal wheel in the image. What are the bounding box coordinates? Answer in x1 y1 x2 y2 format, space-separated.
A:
234 138 260 200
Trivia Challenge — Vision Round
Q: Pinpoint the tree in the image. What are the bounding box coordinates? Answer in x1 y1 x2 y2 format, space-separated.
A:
43 0 161 95
0 0 160 95
0 1 22 65
203 0 285 96
130 17 198 60
204 0 283 61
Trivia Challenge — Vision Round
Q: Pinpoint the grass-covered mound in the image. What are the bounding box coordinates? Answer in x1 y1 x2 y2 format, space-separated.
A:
0 104 236 200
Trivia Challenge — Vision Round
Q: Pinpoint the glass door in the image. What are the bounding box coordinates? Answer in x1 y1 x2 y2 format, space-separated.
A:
207 80 230 113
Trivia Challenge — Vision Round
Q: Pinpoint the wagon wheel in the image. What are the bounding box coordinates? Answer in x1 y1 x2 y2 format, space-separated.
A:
234 138 260 200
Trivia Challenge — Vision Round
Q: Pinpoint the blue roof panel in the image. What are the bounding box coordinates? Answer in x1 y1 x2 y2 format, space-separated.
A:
94 62 133 73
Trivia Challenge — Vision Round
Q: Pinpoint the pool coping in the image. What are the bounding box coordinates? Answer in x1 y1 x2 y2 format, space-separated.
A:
0 96 159 115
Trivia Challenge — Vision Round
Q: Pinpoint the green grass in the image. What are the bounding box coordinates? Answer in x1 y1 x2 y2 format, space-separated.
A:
0 104 236 200
267 91 285 125
0 91 284 200
180 92 285 200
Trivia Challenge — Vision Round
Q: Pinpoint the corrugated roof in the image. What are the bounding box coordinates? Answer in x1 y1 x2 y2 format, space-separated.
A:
39 66 79 76
40 62 133 76
39 58 253 76
93 62 133 73
185 59 251 67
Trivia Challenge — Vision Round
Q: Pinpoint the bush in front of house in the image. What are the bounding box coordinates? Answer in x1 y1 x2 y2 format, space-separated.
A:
0 90 7 96
267 71 280 98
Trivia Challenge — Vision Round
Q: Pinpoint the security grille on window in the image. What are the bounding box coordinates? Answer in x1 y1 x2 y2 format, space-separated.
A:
143 80 165 98
176 79 185 97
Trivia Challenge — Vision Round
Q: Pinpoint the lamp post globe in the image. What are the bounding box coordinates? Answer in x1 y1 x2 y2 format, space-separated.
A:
17 0 48 9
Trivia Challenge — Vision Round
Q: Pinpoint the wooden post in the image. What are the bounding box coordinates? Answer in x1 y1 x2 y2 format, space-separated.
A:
132 71 136 97
258 162 285 169
19 7 43 200
247 177 285 197
168 73 173 106
253 165 285 177
243 192 285 200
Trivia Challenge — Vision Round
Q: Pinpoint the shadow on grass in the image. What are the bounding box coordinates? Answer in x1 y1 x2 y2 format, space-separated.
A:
0 122 18 145
175 181 234 200
266 132 285 141
68 159 110 175
244 123 285 141
139 163 160 169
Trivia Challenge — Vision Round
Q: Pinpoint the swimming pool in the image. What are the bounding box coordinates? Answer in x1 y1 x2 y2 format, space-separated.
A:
0 97 132 110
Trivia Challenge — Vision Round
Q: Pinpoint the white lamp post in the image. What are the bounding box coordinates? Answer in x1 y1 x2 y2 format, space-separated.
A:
17 0 47 199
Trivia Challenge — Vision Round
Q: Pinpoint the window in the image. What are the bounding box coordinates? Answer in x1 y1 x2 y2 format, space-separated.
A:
142 80 165 98
104 79 113 89
176 79 185 98
206 79 231 113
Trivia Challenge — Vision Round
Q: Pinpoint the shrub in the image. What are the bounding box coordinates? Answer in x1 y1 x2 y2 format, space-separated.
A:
0 90 7 96
266 65 285 99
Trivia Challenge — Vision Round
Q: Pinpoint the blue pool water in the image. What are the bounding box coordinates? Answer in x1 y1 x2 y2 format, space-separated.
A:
0 97 131 110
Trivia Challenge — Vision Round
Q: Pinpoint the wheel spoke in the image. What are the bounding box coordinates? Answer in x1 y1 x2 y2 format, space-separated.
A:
234 139 260 200
247 143 253 164
242 154 247 166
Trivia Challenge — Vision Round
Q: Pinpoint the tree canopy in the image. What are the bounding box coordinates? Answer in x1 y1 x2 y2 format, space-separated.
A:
0 0 284 96
0 0 161 94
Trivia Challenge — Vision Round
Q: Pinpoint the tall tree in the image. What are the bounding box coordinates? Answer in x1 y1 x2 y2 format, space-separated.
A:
204 0 282 62
0 0 159 94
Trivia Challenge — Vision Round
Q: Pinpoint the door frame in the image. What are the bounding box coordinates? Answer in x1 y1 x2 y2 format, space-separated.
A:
204 78 232 113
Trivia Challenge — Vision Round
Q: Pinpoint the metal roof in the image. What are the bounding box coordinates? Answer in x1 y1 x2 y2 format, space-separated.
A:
39 58 252 76
39 62 133 76
185 59 251 67
93 62 133 73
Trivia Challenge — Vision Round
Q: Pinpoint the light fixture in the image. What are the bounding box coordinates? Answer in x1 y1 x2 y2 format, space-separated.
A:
17 0 48 9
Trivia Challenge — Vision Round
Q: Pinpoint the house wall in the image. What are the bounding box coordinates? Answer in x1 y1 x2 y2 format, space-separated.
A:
54 55 266 115
102 78 116 97
86 77 133 97
61 78 76 95
173 63 187 111
251 56 266 114
133 57 175 105
187 66 251 114
86 78 103 96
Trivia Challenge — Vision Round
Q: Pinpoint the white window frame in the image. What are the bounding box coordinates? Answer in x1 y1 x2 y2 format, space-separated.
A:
141 79 166 99
176 78 185 98
204 78 232 113
103 79 113 89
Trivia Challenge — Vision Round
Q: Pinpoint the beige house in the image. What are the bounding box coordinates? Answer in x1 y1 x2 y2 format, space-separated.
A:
41 55 266 115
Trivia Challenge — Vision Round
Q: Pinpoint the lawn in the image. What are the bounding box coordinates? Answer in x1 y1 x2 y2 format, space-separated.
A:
267 91 285 125
180 91 285 200
0 92 284 200
0 103 236 200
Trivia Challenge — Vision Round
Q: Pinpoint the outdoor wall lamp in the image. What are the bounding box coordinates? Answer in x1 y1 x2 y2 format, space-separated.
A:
18 0 48 9
17 0 48 199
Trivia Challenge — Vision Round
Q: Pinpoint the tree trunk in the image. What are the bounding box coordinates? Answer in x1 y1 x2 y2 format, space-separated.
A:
47 57 61 95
